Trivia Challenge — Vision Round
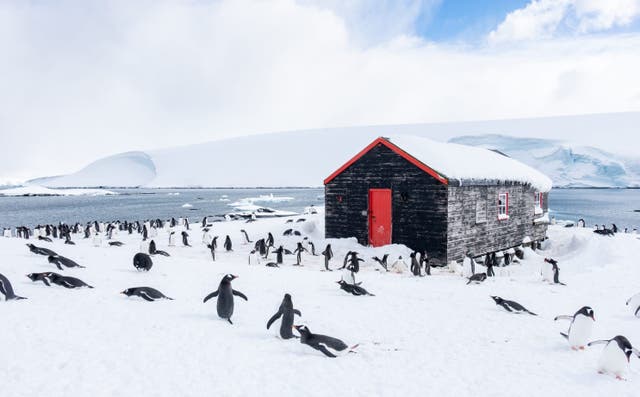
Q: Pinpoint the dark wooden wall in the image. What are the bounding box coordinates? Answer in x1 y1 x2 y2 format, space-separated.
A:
446 183 549 263
325 143 449 262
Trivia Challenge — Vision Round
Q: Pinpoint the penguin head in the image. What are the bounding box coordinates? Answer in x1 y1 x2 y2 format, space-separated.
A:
284 293 292 301
223 274 237 282
47 255 57 263
613 336 634 362
578 306 595 321
292 325 310 336
26 273 37 281
121 289 133 296
490 296 503 304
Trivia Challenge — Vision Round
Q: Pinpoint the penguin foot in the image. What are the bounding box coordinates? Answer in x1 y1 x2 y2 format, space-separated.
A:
579 346 585 350
616 375 626 381
571 346 578 351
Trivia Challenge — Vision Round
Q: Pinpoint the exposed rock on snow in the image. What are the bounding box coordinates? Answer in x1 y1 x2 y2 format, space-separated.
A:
0 185 116 197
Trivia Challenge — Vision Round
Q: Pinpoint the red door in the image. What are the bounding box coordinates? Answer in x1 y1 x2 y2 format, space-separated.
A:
369 189 392 247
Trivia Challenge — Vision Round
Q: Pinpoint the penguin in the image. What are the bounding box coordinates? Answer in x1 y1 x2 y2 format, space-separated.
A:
266 232 274 247
293 325 357 358
588 336 640 380
274 245 284 264
224 235 233 252
307 241 318 256
337 280 374 296
466 272 487 285
38 235 53 242
92 233 102 247
420 250 431 276
181 231 191 247
390 256 409 274
148 240 170 257
133 253 153 271
293 242 308 266
142 224 148 241
203 274 247 324
254 239 267 257
121 287 173 302
462 254 475 278
321 244 333 271
410 252 421 276
168 231 176 247
26 272 51 286
541 257 555 283
554 306 595 350
372 254 389 272
207 239 217 262
48 255 85 270
490 296 537 315
266 293 302 339
47 273 93 289
283 229 293 236
26 243 57 256
240 229 252 244
108 241 124 247
0 273 27 300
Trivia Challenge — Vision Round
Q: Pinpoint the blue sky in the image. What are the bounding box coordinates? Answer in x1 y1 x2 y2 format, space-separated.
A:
418 0 531 41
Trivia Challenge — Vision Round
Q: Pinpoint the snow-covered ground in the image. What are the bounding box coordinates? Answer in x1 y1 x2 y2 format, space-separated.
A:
0 185 116 196
1 213 640 396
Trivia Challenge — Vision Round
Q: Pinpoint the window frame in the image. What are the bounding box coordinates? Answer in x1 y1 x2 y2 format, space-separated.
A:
498 192 509 220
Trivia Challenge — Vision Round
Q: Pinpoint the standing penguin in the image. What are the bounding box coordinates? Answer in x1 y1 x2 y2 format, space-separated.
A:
410 252 421 276
543 258 565 285
321 244 333 271
554 306 595 350
266 293 302 339
293 242 308 266
588 336 640 380
420 250 431 276
0 273 27 300
266 232 274 247
203 274 247 324
240 229 252 244
372 254 389 272
207 238 217 262
181 231 191 247
168 230 176 247
274 245 284 265
224 235 233 252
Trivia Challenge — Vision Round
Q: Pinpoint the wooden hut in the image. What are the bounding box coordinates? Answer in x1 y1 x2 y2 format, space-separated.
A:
324 136 552 265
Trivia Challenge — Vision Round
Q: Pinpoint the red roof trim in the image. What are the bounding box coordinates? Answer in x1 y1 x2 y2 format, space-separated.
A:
323 137 449 185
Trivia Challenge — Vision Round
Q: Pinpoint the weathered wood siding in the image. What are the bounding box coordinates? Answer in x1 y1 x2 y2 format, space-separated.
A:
446 183 549 263
325 143 449 262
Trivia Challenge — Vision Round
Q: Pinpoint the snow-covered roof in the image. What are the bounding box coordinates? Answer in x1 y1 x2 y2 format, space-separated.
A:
387 135 552 191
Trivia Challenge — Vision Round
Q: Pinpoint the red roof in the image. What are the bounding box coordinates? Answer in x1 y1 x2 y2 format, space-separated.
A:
323 137 449 185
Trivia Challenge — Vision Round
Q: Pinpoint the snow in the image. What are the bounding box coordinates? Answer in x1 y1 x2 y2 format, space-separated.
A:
388 135 553 191
0 185 116 196
228 194 294 207
2 211 640 396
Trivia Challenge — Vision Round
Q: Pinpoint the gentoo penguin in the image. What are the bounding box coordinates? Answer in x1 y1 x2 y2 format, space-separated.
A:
293 325 356 358
466 272 487 285
462 254 475 278
307 241 318 256
38 235 53 242
224 235 233 251
27 272 51 286
133 253 153 271
625 293 640 317
108 241 123 247
410 252 421 276
0 273 27 300
148 240 170 257
266 232 274 247
337 280 375 296
321 244 333 271
48 255 85 270
240 229 252 244
372 254 389 271
543 258 565 285
293 242 308 266
181 231 191 247
26 243 57 256
420 250 430 275
168 230 176 247
274 245 284 264
588 336 640 380
203 274 247 324
266 293 302 339
490 296 537 315
390 256 408 274
554 306 595 350
92 233 102 247
121 287 173 302
47 273 93 289
207 239 217 262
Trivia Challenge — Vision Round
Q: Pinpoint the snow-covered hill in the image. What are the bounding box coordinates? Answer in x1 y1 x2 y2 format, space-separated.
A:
450 135 640 188
28 130 640 188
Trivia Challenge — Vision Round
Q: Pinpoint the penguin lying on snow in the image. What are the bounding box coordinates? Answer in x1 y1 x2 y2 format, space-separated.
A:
47 273 93 289
588 336 640 380
337 280 375 296
266 294 302 339
466 273 487 285
121 287 173 302
0 273 27 300
203 274 247 324
293 325 358 358
490 296 537 315
38 235 53 242
27 272 52 286
108 241 124 247
554 306 595 350
26 243 57 256
48 255 85 270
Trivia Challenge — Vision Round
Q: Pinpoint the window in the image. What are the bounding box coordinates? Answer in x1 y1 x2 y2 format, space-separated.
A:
476 199 487 224
498 192 509 220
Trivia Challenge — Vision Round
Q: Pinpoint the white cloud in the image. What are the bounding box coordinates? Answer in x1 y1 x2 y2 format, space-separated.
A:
489 0 640 44
0 0 639 181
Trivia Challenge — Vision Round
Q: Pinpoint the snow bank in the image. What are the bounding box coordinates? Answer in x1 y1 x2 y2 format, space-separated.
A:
388 135 553 191
0 185 117 196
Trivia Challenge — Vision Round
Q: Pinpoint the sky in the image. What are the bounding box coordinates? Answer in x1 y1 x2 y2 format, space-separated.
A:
1 0 640 182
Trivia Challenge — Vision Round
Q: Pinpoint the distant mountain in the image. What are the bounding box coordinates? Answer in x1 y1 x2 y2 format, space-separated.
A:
449 135 640 188
25 128 640 189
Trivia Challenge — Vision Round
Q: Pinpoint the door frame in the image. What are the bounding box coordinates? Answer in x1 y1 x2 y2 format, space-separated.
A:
368 188 392 247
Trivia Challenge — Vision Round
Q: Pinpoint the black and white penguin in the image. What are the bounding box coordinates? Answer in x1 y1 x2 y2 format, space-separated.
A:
420 250 430 276
554 306 595 350
26 243 57 257
588 336 640 380
27 272 52 286
240 229 252 244
48 255 85 270
337 280 374 296
108 241 123 247
133 253 153 271
274 246 284 264
410 252 421 276
307 241 318 256
543 258 565 285
47 273 93 289
0 273 27 300
206 238 217 262
181 231 191 247
490 296 537 315
266 293 302 339
321 244 333 271
266 232 274 247
121 287 173 302
203 274 247 324
293 325 356 358
38 235 53 242
372 254 389 272
224 235 233 252
466 272 487 285
168 231 176 247
293 242 308 266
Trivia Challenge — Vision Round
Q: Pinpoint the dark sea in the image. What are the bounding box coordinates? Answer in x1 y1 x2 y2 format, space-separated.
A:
0 188 638 230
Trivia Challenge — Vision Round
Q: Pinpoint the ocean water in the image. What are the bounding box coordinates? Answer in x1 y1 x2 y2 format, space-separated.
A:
0 188 638 230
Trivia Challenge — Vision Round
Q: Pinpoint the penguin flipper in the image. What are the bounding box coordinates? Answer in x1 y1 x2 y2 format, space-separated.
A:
587 340 609 347
316 344 337 358
634 306 640 317
139 292 155 302
293 309 302 316
560 332 568 340
266 311 282 329
203 290 219 303
232 289 248 301
554 315 573 321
